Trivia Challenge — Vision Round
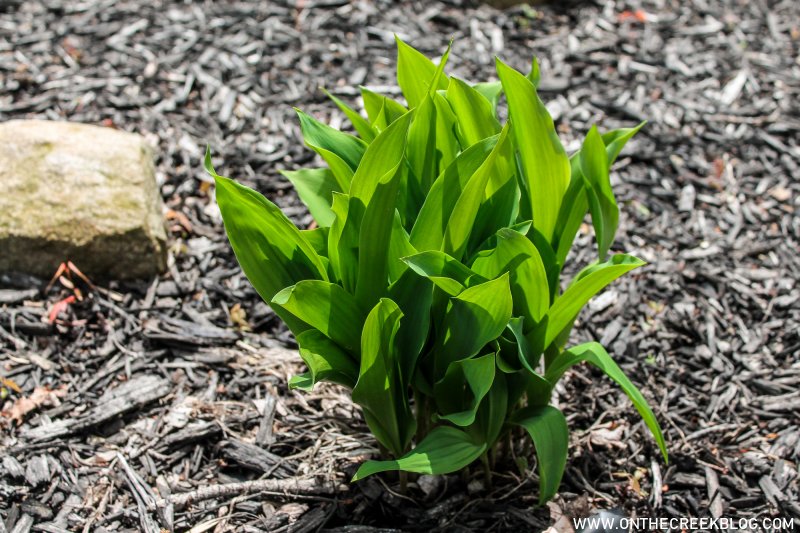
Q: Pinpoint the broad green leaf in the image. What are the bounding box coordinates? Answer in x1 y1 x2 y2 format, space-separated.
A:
471 228 549 326
472 81 502 112
506 316 541 374
437 274 513 375
300 227 328 257
295 110 367 190
580 125 616 261
435 353 495 426
281 167 340 227
355 171 403 311
553 122 644 264
432 92 461 174
322 88 377 142
543 254 645 348
466 124 519 258
271 280 364 353
352 299 415 456
545 342 668 462
290 329 358 391
349 113 412 309
510 405 569 504
411 135 499 251
350 111 413 204
468 177 520 258
327 192 359 291
496 58 570 243
406 95 439 201
527 227 561 303
402 250 484 296
206 151 327 335
525 370 553 408
553 161 588 266
443 123 511 261
361 87 408 129
472 369 508 444
446 76 501 147
352 426 485 481
602 121 646 165
388 270 433 383
388 211 415 283
396 36 449 109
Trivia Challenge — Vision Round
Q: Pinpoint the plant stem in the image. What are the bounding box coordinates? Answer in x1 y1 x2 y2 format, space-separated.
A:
480 451 492 490
415 393 428 442
503 430 512 465
399 470 408 495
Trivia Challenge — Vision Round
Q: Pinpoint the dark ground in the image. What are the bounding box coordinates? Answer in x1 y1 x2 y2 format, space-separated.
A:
1 0 799 531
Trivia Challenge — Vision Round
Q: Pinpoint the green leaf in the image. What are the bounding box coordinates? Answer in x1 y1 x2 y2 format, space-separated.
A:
271 280 364 353
350 111 413 205
467 136 520 257
506 316 541 374
205 151 327 335
602 121 646 165
396 36 449 109
553 160 588 266
402 250 483 296
327 192 359 291
496 58 570 243
352 299 415 456
360 87 408 129
327 113 412 293
406 94 439 200
388 211 415 283
471 228 550 326
388 269 433 383
446 76 501 147
543 254 644 348
437 274 513 375
280 168 340 227
411 134 499 251
435 353 496 426
295 109 367 190
300 227 328 257
527 227 561 303
472 81 502 112
432 92 461 175
291 329 358 390
355 169 403 311
349 113 412 309
545 342 668 463
580 125 616 261
443 123 511 261
472 369 508 444
352 426 486 481
510 405 569 504
322 88 377 142
527 56 541 88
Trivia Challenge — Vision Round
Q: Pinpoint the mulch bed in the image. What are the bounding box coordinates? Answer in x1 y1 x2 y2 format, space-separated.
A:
1 0 798 531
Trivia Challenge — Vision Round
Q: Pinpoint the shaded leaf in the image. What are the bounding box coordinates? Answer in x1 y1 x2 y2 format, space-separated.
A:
510 405 569 504
352 426 485 480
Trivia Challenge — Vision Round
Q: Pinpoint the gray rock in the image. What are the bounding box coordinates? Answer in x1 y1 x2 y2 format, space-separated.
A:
0 120 167 280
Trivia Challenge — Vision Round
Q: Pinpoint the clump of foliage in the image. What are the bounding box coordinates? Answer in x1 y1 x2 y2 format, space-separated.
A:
206 38 667 503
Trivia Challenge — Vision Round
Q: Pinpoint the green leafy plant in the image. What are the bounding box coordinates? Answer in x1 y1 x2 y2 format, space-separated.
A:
206 38 667 503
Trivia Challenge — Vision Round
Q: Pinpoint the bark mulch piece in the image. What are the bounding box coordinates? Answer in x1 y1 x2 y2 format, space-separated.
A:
1 0 798 531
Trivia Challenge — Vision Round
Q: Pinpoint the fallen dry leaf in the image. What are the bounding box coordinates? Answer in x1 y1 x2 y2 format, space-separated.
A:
1 385 68 425
589 421 628 450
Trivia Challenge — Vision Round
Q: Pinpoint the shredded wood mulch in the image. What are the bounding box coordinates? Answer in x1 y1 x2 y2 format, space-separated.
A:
1 0 799 531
